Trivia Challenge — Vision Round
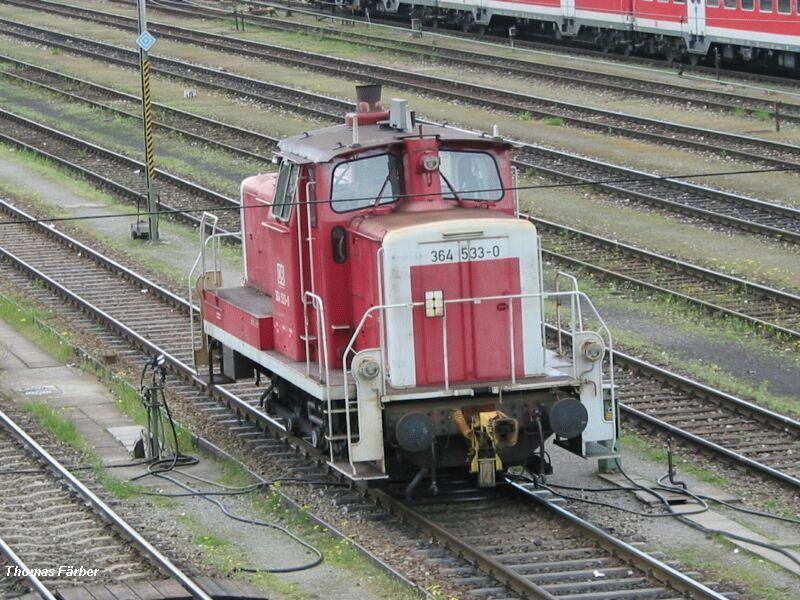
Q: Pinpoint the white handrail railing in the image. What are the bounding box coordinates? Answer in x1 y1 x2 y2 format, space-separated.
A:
187 212 240 370
339 289 613 471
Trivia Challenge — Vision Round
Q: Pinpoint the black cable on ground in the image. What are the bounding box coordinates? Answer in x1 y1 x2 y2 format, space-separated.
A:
127 354 326 573
520 456 800 569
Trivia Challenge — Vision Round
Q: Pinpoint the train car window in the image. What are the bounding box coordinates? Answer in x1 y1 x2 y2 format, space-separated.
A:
674 0 685 4
742 0 754 9
759 0 773 10
270 161 299 222
330 153 400 213
723 0 736 8
777 0 790 11
439 151 503 202
707 0 719 6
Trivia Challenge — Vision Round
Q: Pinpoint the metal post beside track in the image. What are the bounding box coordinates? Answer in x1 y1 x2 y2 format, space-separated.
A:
134 0 159 241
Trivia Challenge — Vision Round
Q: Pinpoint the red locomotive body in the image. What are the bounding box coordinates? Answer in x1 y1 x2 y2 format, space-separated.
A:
195 87 617 488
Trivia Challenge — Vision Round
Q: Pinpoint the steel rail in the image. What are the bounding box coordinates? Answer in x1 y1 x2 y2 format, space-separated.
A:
505 479 728 600
0 107 238 210
0 197 797 492
0 197 790 598
0 408 213 600
0 535 57 600
3 50 799 244
0 66 272 162
3 9 800 171
0 54 277 158
0 18 343 122
514 149 800 244
370 488 559 598
120 0 800 121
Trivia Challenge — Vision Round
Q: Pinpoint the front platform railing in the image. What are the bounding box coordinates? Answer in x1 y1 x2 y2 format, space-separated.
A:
332 288 614 474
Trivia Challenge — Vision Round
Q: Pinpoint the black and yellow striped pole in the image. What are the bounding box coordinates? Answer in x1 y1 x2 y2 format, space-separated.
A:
135 0 159 241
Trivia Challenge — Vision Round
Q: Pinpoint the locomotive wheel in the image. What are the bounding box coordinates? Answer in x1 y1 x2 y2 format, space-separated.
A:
285 415 298 435
311 427 326 451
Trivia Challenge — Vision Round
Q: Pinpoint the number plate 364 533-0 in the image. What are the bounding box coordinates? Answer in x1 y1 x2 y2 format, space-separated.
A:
419 238 508 265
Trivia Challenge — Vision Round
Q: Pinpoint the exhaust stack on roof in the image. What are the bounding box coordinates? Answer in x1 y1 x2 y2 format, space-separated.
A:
356 84 383 113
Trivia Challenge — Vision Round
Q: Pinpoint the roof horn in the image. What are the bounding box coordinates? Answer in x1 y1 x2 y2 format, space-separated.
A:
356 84 383 113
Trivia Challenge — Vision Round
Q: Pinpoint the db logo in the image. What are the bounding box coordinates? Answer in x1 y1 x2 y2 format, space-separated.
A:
276 263 286 287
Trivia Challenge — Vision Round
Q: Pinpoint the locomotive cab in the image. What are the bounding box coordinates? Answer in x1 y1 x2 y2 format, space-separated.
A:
195 85 618 488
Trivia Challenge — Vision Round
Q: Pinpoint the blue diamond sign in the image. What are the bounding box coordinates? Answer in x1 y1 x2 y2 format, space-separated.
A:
136 30 156 52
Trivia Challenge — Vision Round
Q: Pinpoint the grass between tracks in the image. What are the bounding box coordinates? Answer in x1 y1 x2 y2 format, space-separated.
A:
0 290 193 501
669 543 796 600
621 432 730 487
0 77 265 197
0 142 243 287
178 459 429 600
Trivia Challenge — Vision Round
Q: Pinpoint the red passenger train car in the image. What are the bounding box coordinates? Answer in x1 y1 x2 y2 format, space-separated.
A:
371 0 800 68
194 86 617 490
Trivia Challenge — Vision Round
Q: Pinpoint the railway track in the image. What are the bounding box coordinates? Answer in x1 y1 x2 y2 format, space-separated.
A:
4 4 800 244
0 405 212 600
0 196 740 599
127 0 800 122
3 3 800 173
378 482 729 599
5 53 800 246
0 89 798 343
0 106 242 233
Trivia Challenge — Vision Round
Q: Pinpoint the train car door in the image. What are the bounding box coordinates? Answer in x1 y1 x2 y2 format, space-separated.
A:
263 160 306 361
561 0 576 21
688 0 706 38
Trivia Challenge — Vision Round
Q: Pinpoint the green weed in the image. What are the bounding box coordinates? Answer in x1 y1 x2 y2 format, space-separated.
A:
755 108 772 122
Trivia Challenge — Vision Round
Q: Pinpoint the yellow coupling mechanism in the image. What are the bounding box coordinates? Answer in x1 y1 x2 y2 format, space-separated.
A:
453 409 519 488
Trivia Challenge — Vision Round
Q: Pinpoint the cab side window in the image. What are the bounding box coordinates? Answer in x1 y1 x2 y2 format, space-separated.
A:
271 161 300 222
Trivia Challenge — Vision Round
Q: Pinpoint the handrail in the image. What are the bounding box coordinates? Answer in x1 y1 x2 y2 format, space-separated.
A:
555 271 582 356
304 292 331 395
188 212 217 369
188 213 240 369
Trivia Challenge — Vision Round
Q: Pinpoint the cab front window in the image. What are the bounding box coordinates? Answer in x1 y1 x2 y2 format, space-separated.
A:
331 153 400 213
439 151 503 202
271 160 300 222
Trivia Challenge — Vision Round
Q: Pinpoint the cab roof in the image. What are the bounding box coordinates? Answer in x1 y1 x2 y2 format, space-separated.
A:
277 121 508 164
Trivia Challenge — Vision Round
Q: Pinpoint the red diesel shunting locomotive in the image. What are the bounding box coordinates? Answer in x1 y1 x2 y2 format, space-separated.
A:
193 85 618 491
